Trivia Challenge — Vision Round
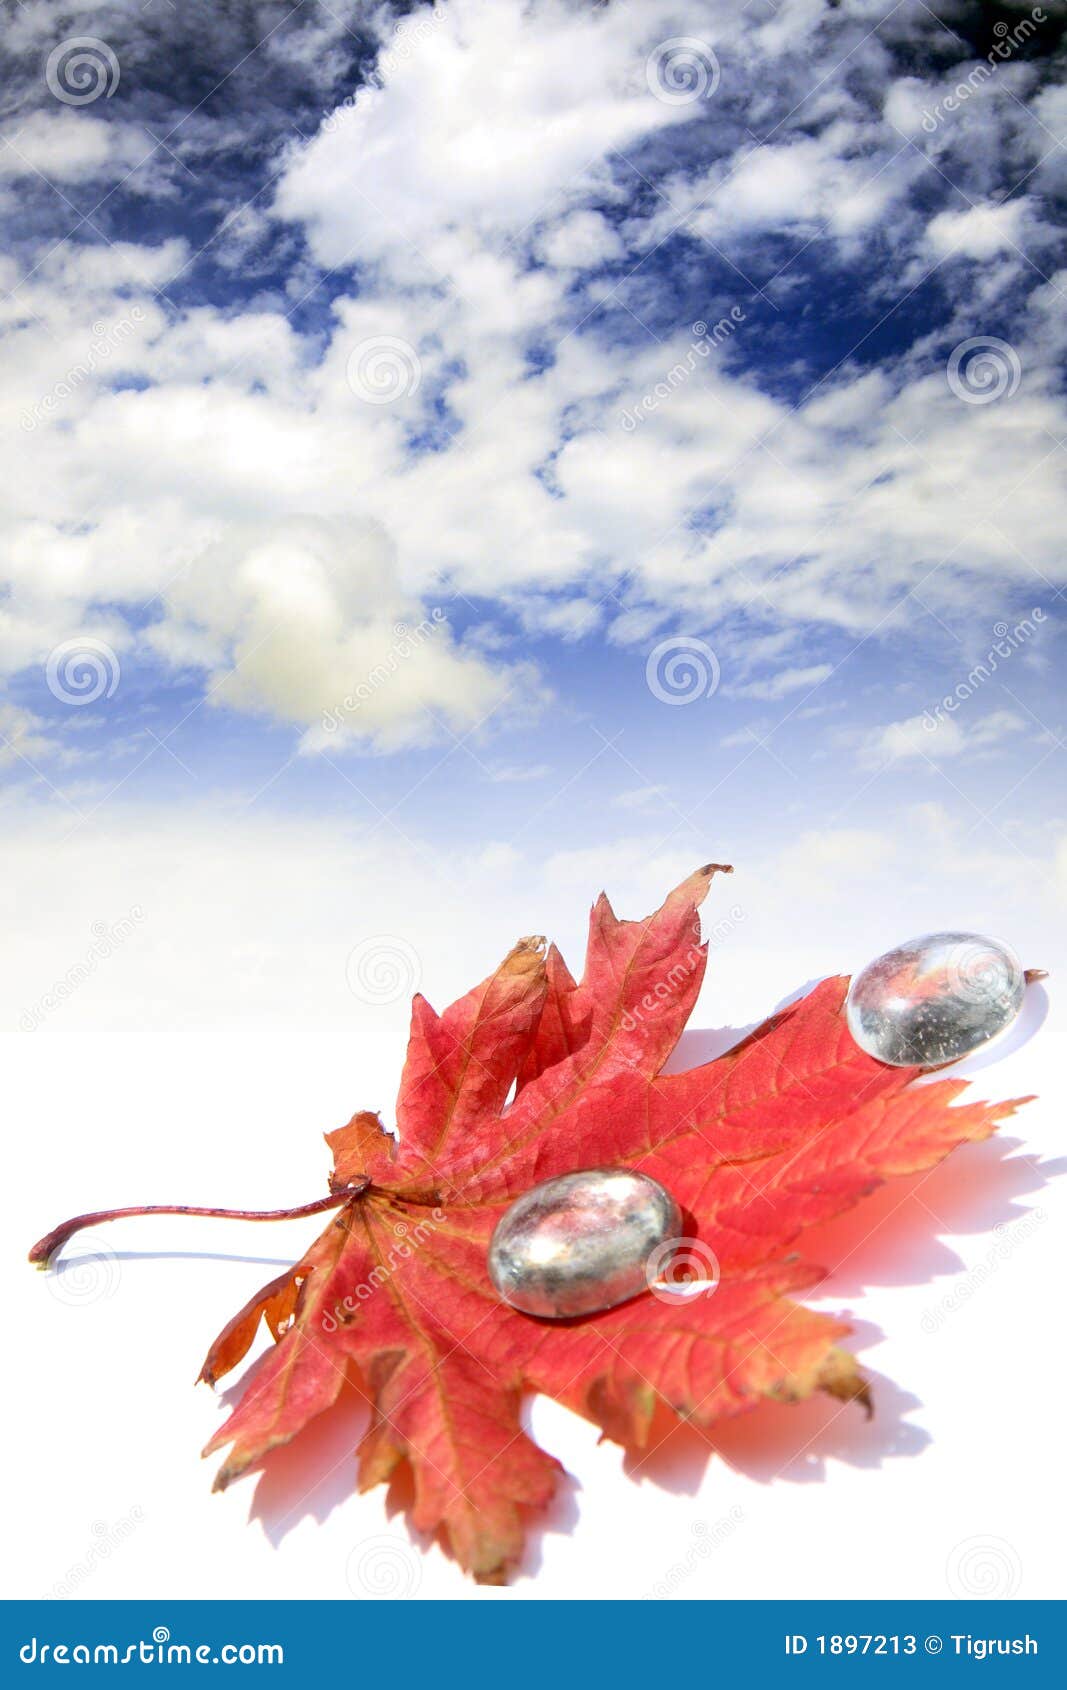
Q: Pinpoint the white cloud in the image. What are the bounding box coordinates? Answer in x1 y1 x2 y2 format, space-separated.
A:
658 131 918 249
858 708 1027 768
863 712 966 765
475 841 521 874
613 784 667 812
485 763 552 783
926 200 1029 261
0 112 149 183
537 210 626 270
732 664 834 702
0 704 60 768
149 516 533 752
273 0 693 270
968 709 1028 749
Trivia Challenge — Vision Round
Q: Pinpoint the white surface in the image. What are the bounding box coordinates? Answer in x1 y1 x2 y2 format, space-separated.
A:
5 817 1063 1602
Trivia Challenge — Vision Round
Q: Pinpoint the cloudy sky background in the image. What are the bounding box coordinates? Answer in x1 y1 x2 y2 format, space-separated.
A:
1 0 1065 1029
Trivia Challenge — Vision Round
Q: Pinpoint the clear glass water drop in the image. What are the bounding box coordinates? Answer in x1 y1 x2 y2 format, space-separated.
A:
487 1167 682 1319
845 931 1025 1068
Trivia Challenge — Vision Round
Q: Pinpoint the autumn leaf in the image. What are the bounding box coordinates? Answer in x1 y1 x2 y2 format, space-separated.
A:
188 864 1028 1582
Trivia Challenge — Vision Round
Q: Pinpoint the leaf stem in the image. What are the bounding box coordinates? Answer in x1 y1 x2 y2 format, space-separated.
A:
28 1181 370 1268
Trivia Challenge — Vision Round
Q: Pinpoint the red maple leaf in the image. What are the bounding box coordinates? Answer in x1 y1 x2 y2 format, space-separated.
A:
31 867 1030 1583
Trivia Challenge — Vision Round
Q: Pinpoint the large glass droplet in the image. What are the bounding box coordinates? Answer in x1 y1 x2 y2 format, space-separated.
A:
846 931 1025 1068
488 1168 682 1319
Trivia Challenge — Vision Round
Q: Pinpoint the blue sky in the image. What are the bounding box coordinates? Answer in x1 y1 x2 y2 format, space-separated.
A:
1 0 1064 908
